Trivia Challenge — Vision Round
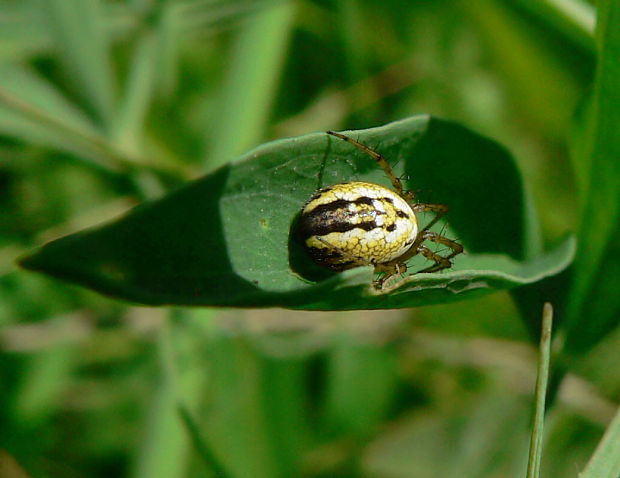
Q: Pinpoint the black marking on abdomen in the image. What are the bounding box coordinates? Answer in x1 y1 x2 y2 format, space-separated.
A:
299 213 378 237
305 197 374 216
306 247 359 271
299 196 390 238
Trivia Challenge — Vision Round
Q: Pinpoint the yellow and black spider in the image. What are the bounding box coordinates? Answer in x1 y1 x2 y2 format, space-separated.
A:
297 131 463 289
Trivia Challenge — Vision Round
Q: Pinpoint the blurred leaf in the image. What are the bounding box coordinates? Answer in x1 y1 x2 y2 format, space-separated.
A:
575 326 620 397
260 357 308 477
465 0 584 139
416 291 528 341
565 0 620 353
323 338 398 436
568 93 595 201
0 63 100 139
0 63 123 171
202 335 281 478
0 451 32 478
9 344 76 426
153 3 182 96
113 31 159 156
509 0 595 51
45 0 116 127
205 0 295 169
541 407 604 477
130 318 208 478
0 1 51 60
19 116 575 309
580 404 620 478
361 387 530 478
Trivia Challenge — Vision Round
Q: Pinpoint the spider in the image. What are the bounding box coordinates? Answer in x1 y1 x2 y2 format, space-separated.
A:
297 130 463 289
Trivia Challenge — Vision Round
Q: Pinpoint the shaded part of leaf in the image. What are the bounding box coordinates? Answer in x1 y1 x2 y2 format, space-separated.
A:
510 268 571 343
20 165 263 306
404 118 525 260
567 222 620 352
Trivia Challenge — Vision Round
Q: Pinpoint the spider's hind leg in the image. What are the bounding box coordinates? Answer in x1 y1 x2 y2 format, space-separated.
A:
415 230 463 274
373 261 409 289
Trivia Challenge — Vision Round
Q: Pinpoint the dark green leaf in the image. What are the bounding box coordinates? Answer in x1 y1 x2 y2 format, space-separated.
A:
19 116 574 309
565 0 620 353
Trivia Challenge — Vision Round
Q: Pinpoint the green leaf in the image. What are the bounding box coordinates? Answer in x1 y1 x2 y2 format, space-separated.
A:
0 1 52 60
113 30 159 155
0 63 124 171
465 0 585 139
0 63 101 141
19 116 574 309
510 0 595 51
45 0 116 127
579 404 620 478
362 385 531 477
323 339 398 436
205 0 295 169
565 0 620 353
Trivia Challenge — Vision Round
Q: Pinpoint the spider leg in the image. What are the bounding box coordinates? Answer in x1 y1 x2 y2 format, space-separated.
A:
316 236 402 288
412 203 449 214
412 203 449 232
374 261 408 288
388 204 449 265
415 230 464 273
416 245 452 273
383 203 462 276
422 231 463 259
326 131 414 201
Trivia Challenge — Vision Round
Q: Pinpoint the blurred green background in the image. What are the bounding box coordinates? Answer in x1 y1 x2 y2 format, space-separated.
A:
1 0 619 477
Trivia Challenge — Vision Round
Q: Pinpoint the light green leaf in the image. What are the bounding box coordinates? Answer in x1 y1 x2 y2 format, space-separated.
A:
579 405 620 478
0 63 124 170
45 0 116 127
113 31 159 155
205 0 295 169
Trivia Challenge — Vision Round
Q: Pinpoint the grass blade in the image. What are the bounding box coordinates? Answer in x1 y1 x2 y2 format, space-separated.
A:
46 0 116 128
131 314 213 478
205 0 295 169
113 31 159 155
0 64 123 170
526 302 553 478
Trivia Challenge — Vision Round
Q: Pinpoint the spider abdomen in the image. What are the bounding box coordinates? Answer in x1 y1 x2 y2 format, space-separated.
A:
298 181 418 271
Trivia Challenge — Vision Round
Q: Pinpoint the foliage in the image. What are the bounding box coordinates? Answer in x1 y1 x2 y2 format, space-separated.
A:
20 116 575 308
1 0 619 477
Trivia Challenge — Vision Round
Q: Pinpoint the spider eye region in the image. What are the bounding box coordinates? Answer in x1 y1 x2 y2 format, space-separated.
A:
297 181 418 271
